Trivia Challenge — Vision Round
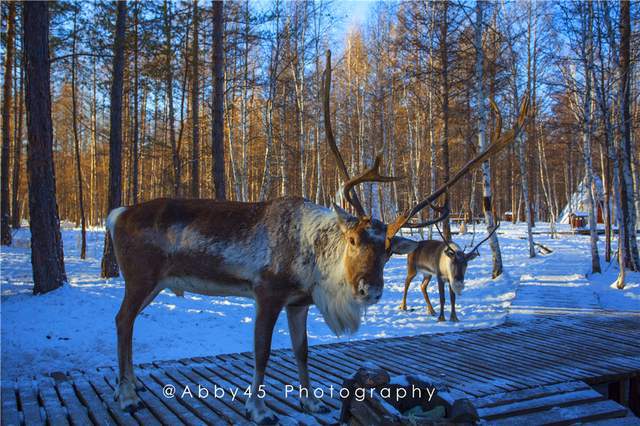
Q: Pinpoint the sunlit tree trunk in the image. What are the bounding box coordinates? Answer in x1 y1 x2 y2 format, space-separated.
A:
190 0 200 198
475 0 502 277
71 9 86 259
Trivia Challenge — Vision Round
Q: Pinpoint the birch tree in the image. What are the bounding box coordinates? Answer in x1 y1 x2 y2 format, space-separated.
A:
475 0 503 277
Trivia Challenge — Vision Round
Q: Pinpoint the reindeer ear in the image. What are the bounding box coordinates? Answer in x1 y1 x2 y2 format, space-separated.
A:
389 236 419 255
465 250 480 261
333 204 357 232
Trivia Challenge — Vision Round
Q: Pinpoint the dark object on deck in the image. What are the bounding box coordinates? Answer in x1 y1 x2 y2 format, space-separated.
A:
339 365 478 425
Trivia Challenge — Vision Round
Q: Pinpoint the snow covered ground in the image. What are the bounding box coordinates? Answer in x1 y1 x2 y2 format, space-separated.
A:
1 223 638 380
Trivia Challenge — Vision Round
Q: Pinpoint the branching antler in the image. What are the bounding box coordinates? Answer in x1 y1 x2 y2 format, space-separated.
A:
385 92 530 241
465 221 501 258
342 155 401 217
324 50 400 217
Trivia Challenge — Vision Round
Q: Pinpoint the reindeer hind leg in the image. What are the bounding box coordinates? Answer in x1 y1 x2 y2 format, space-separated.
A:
400 253 416 311
420 275 436 316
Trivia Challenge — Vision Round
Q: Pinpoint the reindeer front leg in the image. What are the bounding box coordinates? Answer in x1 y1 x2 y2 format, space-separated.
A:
437 276 446 322
246 293 283 425
286 305 329 414
449 285 459 322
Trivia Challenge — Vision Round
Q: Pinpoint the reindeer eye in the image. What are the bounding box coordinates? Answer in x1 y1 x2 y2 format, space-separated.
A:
349 237 356 246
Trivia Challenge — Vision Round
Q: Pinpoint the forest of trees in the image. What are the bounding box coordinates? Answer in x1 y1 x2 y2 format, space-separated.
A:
0 0 639 292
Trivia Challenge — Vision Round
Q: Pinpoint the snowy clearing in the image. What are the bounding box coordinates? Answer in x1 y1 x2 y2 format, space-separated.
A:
1 223 638 380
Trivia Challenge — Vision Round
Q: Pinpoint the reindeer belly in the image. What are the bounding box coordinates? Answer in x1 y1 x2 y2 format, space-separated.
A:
159 276 254 298
417 266 437 277
160 248 260 298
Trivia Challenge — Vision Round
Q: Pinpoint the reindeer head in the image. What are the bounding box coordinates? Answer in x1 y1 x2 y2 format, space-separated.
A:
438 222 501 295
331 160 419 304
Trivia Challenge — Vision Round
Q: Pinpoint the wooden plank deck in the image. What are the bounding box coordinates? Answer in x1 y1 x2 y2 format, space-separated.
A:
2 313 639 425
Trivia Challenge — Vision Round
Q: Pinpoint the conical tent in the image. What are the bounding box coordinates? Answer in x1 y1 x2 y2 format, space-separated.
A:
559 175 607 225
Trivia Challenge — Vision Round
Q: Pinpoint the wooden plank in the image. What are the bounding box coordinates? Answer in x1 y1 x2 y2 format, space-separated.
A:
418 335 557 386
488 399 628 425
379 339 526 391
544 321 640 354
170 366 250 423
154 368 236 425
512 327 638 376
71 378 118 426
327 342 491 396
1 382 20 426
136 372 206 425
55 380 93 426
198 363 324 425
478 389 605 419
459 332 585 383
472 381 590 409
495 329 617 377
101 375 161 426
476 330 598 380
231 353 342 410
17 380 44 426
37 377 70 426
83 377 139 426
535 322 640 358
115 374 185 426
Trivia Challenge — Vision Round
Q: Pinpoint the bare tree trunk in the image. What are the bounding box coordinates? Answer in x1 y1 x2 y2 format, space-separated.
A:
71 10 86 259
509 12 535 257
131 2 140 204
259 0 282 201
475 1 502 277
101 1 126 278
11 42 24 229
617 0 639 271
1 1 16 245
438 1 451 240
190 0 200 198
582 1 601 274
211 0 226 200
239 0 250 201
163 0 180 197
24 1 67 293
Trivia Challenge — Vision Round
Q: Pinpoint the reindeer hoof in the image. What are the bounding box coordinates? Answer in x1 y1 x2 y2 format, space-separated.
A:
134 377 146 392
437 315 445 322
427 308 436 316
115 382 142 412
450 315 460 322
399 304 407 311
246 398 278 425
246 410 278 425
301 396 329 413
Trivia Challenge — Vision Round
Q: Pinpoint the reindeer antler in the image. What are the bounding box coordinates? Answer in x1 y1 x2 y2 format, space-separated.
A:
385 92 530 241
465 221 501 258
324 50 401 217
342 155 401 217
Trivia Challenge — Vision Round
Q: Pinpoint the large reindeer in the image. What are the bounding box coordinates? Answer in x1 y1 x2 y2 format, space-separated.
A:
399 223 500 322
108 50 527 423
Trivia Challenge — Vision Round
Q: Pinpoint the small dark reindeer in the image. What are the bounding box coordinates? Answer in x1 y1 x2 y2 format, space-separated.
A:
399 223 500 322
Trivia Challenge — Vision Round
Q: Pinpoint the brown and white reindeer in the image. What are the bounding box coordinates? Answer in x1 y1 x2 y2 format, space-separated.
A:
399 223 500 322
108 50 528 424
